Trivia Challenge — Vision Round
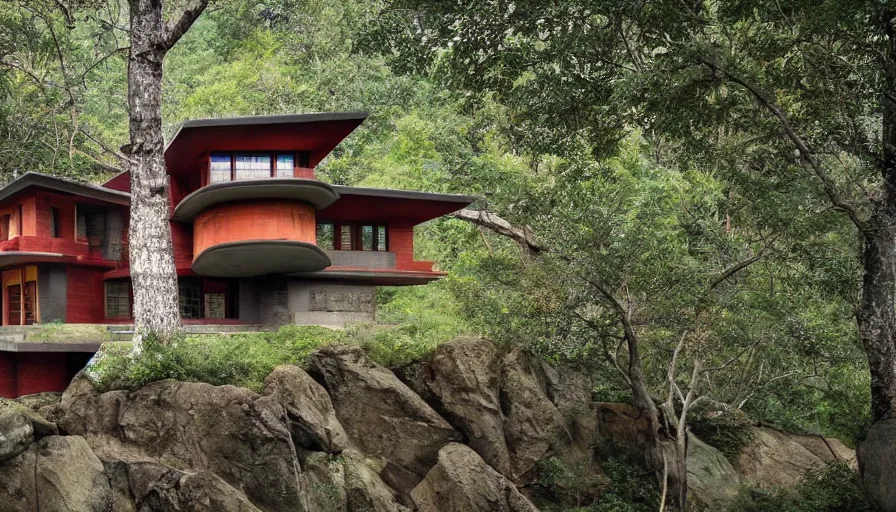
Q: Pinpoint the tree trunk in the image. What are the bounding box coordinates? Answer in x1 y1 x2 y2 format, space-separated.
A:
125 0 181 344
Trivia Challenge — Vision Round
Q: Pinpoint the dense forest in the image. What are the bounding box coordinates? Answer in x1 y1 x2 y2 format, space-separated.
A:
0 0 890 510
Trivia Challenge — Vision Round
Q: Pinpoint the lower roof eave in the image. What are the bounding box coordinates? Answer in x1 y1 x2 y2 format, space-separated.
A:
0 340 103 353
0 252 118 271
288 268 447 286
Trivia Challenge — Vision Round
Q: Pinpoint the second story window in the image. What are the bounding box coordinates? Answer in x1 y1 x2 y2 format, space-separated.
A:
208 152 302 183
318 222 388 251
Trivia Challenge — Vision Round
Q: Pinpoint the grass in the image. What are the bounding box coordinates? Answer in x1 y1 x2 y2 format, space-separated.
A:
26 323 112 343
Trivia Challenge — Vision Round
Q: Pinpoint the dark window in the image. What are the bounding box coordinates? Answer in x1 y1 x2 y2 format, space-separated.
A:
361 225 374 251
210 153 231 184
76 207 87 242
317 223 334 250
76 204 106 246
298 151 311 168
275 154 294 178
0 215 10 240
376 225 387 251
179 279 203 319
331 223 388 251
50 207 60 238
235 153 271 180
105 280 131 318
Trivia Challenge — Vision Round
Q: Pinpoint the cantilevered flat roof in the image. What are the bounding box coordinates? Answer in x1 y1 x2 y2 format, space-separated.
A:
319 185 477 225
171 178 340 221
0 172 130 206
166 112 369 148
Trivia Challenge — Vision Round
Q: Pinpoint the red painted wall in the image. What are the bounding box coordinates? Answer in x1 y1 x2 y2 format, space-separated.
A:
66 266 105 323
15 353 70 396
0 354 16 398
193 200 316 259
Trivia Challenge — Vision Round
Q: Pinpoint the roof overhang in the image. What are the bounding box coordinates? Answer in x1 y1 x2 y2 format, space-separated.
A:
164 112 368 177
318 186 477 225
0 252 117 271
0 172 130 206
290 268 446 286
172 178 339 221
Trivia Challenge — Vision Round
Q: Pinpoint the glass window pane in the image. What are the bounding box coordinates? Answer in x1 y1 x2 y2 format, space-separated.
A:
210 153 231 184
340 225 353 250
105 281 131 318
317 223 334 250
377 225 387 251
362 225 373 251
276 154 294 178
178 279 203 318
235 153 271 180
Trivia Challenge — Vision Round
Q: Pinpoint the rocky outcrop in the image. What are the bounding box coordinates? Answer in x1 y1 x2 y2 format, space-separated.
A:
682 435 742 510
309 345 461 494
264 364 349 453
738 426 857 488
410 443 538 512
859 418 896 512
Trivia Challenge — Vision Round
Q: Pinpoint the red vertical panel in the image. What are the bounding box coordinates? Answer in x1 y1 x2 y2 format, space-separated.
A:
15 353 70 396
0 354 17 398
388 223 415 270
66 267 105 323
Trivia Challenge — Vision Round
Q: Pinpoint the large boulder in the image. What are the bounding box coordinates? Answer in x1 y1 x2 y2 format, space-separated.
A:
594 402 654 452
406 337 512 476
738 426 856 488
0 435 113 512
683 435 742 510
410 443 538 512
500 348 565 483
342 450 408 512
59 379 306 512
130 463 264 512
264 365 349 453
859 418 896 511
309 345 461 494
0 400 35 463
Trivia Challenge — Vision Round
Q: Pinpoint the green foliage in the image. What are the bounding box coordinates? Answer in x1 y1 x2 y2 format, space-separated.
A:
91 326 339 392
726 463 873 512
688 404 755 461
535 455 660 512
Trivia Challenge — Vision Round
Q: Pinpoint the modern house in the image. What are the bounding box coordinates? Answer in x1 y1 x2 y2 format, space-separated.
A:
0 112 476 398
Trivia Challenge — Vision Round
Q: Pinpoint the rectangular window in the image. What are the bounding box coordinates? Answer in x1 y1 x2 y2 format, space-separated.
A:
76 207 87 242
105 280 131 318
50 207 60 238
377 225 387 251
235 153 271 180
317 222 334 250
210 153 231 184
0 215 10 240
361 225 374 251
275 154 294 178
179 279 203 319
298 151 311 168
340 225 353 250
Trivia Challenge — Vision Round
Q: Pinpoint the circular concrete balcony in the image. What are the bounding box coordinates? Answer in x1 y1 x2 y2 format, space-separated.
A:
172 178 339 222
191 200 330 277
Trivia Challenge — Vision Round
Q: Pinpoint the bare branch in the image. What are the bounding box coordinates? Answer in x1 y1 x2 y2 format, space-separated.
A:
451 209 542 255
161 0 210 51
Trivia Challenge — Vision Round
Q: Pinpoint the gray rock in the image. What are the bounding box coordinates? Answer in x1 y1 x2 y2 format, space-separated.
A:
739 426 856 488
309 345 461 495
0 400 34 463
682 434 742 510
410 443 538 512
264 364 349 453
859 418 896 511
343 449 406 512
0 435 113 512
131 462 264 512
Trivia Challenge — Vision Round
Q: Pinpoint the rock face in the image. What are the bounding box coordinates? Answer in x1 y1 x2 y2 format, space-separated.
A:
309 345 461 494
859 418 896 512
264 364 349 453
410 443 538 512
738 426 856 488
0 337 862 512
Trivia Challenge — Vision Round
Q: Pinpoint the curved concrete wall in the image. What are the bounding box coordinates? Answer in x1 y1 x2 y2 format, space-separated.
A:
193 200 317 262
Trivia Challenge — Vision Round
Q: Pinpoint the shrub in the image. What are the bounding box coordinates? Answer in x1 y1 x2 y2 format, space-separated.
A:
534 454 660 512
727 462 873 512
688 402 755 461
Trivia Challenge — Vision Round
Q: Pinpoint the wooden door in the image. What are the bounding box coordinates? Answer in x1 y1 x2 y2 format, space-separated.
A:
23 281 36 325
7 285 21 326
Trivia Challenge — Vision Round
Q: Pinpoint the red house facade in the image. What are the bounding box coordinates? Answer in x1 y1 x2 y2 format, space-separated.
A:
0 112 475 398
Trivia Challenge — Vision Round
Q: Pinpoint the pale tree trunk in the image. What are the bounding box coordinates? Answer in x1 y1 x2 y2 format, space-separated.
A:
125 0 208 347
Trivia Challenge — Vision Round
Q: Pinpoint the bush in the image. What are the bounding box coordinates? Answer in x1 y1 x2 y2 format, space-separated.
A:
534 454 660 512
688 402 755 461
727 462 873 512
91 326 340 392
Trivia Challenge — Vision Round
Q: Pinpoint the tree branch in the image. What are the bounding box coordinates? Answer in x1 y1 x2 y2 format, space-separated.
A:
161 0 210 51
699 57 866 232
450 209 542 255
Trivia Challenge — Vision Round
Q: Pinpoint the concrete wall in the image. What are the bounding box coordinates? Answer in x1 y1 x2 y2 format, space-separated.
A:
237 277 377 328
38 264 67 323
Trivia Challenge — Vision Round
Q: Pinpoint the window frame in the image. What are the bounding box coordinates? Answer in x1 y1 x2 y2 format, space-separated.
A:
207 151 300 184
105 280 132 319
319 221 388 251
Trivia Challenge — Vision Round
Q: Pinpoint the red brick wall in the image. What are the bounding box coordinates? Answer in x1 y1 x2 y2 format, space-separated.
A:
15 353 70 396
66 267 105 323
0 354 16 398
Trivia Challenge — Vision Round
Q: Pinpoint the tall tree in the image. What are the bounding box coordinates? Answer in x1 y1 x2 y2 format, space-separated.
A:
126 0 208 342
